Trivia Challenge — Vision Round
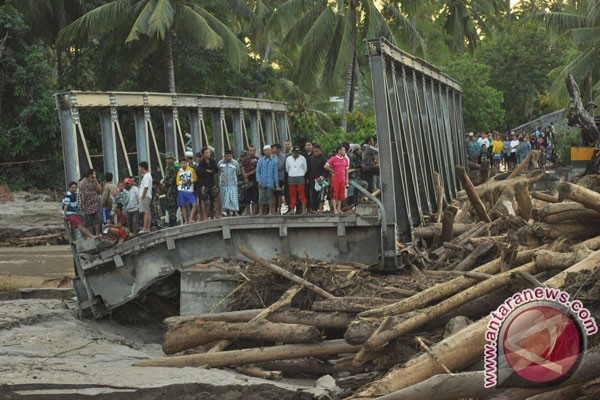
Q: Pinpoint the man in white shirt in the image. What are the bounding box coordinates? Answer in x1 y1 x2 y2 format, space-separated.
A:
285 146 308 214
124 177 140 234
138 161 153 233
509 132 520 170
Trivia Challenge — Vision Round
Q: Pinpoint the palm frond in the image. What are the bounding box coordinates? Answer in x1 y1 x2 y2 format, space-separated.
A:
294 6 338 89
148 0 175 40
281 5 325 50
568 26 600 48
528 11 587 34
188 4 248 67
58 0 135 45
382 2 423 49
175 4 222 49
126 0 156 42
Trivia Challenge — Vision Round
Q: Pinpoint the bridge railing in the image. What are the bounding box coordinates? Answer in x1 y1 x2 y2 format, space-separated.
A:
54 91 290 184
367 38 467 268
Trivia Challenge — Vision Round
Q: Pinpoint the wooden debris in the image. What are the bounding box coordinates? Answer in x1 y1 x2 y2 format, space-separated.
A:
238 246 334 299
455 165 491 222
136 339 361 368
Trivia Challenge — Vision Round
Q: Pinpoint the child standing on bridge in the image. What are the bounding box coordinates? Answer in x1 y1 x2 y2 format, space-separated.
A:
176 159 198 224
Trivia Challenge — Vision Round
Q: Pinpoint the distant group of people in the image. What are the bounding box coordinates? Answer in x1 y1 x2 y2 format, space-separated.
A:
62 137 381 244
466 124 556 171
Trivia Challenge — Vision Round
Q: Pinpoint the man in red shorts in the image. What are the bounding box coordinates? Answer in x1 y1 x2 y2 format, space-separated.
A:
62 181 94 240
104 202 129 246
324 144 349 215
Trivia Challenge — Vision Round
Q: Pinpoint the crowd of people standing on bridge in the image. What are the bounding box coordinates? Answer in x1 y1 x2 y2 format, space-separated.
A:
62 138 380 244
466 124 556 171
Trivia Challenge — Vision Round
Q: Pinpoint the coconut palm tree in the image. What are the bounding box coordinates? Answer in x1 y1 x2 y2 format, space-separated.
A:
439 0 497 55
532 0 600 105
58 0 249 93
16 0 87 88
274 0 421 132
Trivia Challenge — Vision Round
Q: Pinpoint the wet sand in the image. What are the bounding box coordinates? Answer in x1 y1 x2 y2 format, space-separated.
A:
0 245 73 278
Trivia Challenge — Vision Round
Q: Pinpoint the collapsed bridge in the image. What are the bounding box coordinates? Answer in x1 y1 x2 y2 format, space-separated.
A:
55 38 465 317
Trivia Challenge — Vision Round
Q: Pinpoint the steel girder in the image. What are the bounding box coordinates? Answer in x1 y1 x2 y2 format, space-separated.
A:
367 38 465 268
54 91 290 184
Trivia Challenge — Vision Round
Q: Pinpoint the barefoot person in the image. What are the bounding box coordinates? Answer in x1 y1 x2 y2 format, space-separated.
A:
62 181 94 240
324 144 349 215
104 202 129 246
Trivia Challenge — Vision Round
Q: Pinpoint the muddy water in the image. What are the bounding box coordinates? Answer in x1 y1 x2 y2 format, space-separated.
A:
0 245 73 278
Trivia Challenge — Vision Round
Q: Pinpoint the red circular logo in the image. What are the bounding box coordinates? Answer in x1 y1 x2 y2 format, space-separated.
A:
502 305 581 383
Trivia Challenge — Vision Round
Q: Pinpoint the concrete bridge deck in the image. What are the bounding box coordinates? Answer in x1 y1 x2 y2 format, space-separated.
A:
71 204 382 318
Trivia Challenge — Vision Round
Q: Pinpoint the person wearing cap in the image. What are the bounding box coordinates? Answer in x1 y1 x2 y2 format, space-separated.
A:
124 176 140 233
176 158 198 224
285 146 308 214
256 145 279 216
185 151 196 168
218 149 240 215
162 152 179 226
325 145 350 214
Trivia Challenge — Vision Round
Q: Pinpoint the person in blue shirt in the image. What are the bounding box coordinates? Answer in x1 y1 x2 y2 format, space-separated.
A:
256 145 280 216
62 181 94 240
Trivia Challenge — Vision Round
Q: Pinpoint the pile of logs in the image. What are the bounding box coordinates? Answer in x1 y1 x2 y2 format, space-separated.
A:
135 166 600 400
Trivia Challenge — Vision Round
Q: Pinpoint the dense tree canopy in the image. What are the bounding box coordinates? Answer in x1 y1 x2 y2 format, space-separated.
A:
0 0 595 188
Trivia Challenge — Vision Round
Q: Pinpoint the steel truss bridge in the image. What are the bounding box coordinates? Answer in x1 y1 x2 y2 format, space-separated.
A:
56 38 465 318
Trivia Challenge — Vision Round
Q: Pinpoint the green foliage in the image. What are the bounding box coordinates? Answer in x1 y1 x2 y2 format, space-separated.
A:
553 129 583 166
311 111 375 154
0 3 63 189
479 24 566 129
443 55 505 132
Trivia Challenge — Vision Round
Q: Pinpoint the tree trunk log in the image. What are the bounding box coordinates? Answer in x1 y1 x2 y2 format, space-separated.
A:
532 201 600 223
135 339 361 368
456 166 492 222
508 150 535 178
354 249 600 398
441 206 459 243
535 248 593 270
514 182 532 220
236 366 282 380
566 74 600 145
239 246 334 299
518 221 600 242
358 249 536 318
531 191 559 203
557 181 600 214
353 261 543 364
311 297 397 313
166 309 354 330
464 169 545 198
453 241 496 272
490 186 517 219
163 320 321 355
413 223 473 239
